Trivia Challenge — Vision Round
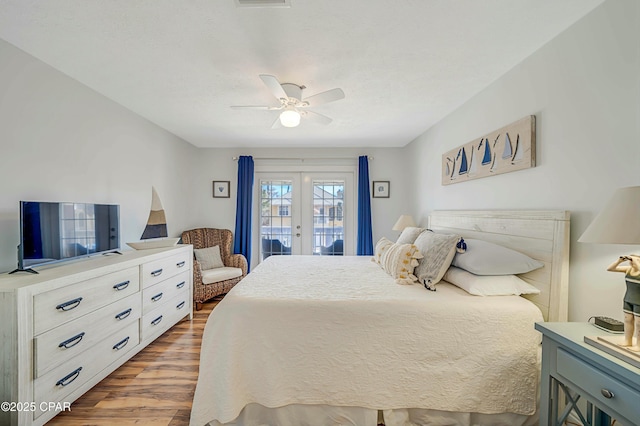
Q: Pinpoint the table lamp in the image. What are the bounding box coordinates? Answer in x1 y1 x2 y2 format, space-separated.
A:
579 185 640 361
392 215 416 232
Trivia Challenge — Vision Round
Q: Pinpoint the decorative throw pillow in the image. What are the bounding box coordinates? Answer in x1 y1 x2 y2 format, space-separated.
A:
373 237 394 264
194 245 224 270
451 239 544 275
379 242 423 285
443 266 541 296
413 231 460 290
396 227 427 245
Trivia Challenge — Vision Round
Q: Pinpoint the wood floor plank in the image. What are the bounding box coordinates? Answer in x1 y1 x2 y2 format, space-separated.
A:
46 298 219 425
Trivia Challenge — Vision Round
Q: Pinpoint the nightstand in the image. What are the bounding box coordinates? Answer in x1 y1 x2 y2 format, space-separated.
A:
536 322 640 426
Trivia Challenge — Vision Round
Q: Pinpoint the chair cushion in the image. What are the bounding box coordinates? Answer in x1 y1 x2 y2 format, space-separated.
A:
194 245 224 270
201 267 243 285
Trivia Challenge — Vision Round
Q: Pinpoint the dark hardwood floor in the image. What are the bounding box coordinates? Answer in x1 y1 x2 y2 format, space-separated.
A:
46 297 220 426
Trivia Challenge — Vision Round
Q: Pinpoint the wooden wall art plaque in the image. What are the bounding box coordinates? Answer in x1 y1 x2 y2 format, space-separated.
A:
442 115 536 185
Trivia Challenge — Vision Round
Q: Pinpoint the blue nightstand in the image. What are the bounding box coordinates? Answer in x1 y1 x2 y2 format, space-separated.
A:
536 322 640 426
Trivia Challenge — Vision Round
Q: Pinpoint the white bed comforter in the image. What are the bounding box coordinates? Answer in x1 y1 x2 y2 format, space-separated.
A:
190 256 543 426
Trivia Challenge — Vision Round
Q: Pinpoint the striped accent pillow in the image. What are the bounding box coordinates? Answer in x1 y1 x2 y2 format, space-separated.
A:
379 242 423 285
373 237 394 264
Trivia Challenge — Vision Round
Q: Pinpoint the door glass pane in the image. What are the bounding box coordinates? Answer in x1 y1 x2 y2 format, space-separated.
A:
260 180 292 260
313 180 344 256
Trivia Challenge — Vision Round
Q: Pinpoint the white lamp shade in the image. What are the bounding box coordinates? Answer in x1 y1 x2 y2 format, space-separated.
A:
578 186 640 244
280 108 301 127
392 215 416 231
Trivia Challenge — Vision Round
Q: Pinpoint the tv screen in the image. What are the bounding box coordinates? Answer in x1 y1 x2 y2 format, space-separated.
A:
19 201 120 271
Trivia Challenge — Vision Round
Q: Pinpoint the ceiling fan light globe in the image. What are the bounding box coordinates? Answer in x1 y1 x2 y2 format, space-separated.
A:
280 109 301 127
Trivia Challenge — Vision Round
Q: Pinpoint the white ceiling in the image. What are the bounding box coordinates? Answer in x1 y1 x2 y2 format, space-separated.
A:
0 0 605 148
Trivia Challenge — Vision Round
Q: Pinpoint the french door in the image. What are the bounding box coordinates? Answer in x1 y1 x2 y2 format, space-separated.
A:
255 171 354 262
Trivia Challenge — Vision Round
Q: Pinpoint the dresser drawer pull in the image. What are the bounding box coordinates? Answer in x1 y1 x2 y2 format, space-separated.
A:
176 301 186 310
112 336 130 351
601 389 614 399
151 292 164 302
176 281 186 289
151 268 163 277
176 261 186 268
58 332 85 349
115 308 132 321
113 280 130 291
151 315 163 326
56 297 83 312
56 367 82 387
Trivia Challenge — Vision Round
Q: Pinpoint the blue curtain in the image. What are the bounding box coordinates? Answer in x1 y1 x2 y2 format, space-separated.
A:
357 155 373 255
234 156 254 270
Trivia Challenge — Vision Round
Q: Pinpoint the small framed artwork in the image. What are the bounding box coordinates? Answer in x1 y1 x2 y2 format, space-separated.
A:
213 181 230 198
372 181 390 198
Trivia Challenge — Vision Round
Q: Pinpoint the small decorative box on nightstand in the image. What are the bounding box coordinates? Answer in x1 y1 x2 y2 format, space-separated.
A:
536 322 640 426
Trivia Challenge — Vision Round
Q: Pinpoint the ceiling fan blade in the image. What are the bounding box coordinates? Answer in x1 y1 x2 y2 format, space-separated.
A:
259 74 288 101
231 105 282 110
271 115 283 129
302 88 345 107
303 110 333 125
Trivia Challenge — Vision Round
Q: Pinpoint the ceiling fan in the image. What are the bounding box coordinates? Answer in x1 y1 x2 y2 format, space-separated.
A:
232 74 345 128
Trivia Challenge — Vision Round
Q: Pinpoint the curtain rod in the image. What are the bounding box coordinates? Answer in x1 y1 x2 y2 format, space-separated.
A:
232 156 373 161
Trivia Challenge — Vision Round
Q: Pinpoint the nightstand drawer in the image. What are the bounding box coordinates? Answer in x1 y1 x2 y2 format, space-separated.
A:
557 348 640 422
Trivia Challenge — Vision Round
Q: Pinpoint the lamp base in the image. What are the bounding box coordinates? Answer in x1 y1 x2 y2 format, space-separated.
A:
584 335 640 368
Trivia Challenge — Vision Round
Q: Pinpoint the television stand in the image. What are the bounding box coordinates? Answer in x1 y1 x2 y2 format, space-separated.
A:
8 267 38 275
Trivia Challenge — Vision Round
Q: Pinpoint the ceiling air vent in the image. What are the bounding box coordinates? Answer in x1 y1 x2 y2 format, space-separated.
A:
235 0 291 8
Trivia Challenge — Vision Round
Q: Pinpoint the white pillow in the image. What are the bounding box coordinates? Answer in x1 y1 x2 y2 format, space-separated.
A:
412 231 460 290
443 266 541 296
451 239 544 275
379 242 423 285
396 227 426 245
194 245 224 270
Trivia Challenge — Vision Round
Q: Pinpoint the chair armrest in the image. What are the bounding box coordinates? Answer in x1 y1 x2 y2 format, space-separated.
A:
192 258 204 286
227 254 248 276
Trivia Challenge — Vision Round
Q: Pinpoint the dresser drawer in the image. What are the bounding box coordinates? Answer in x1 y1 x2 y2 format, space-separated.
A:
556 348 640 422
141 289 190 341
34 292 141 377
33 266 139 335
33 321 140 419
142 270 190 315
141 252 191 289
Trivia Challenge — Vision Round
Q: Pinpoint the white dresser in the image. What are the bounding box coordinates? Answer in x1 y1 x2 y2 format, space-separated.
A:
0 245 193 426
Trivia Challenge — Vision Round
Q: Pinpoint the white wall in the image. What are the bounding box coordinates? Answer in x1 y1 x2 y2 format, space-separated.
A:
0 39 197 273
406 0 640 322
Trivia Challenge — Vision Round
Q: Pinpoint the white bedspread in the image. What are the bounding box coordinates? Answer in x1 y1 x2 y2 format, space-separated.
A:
190 256 543 426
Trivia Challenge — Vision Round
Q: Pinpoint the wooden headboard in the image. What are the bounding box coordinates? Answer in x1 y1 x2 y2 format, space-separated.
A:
428 210 570 322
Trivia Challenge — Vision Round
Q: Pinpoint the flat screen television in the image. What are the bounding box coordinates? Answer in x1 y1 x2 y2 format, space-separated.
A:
14 201 120 273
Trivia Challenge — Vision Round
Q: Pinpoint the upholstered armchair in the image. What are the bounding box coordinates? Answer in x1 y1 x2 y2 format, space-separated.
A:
181 228 248 310
321 239 343 255
261 238 292 259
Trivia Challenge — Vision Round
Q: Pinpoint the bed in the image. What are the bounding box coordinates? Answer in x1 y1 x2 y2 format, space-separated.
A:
190 210 570 426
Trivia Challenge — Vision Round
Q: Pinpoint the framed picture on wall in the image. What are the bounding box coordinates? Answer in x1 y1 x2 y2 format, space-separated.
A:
213 181 230 198
372 181 390 198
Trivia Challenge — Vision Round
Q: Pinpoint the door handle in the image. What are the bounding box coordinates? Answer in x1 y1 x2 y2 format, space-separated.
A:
296 233 301 237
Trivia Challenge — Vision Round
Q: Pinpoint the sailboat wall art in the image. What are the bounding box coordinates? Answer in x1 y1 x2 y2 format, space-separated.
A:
441 115 536 185
126 187 180 250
